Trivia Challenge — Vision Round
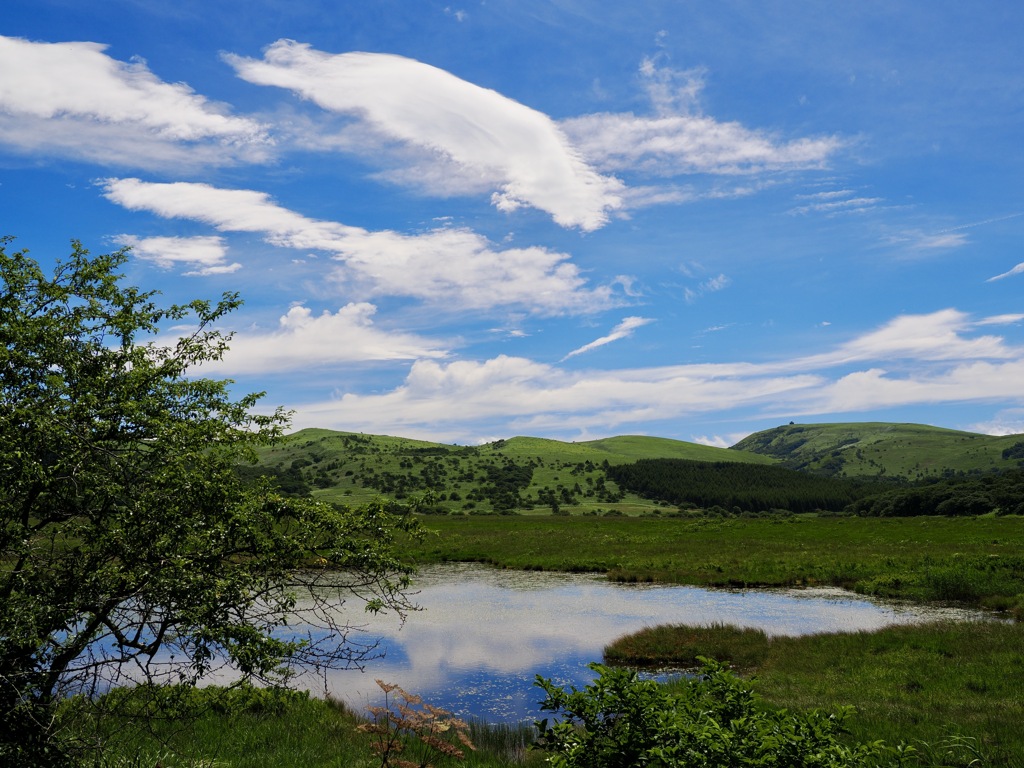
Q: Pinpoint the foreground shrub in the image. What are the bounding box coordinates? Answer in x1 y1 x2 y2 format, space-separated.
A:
534 660 913 768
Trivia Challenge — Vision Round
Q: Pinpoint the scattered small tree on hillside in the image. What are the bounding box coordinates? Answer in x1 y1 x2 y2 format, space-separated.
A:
0 238 420 764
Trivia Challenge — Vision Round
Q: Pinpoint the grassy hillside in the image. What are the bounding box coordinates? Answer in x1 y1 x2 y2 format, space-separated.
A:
250 422 1024 514
252 429 772 515
731 422 1024 479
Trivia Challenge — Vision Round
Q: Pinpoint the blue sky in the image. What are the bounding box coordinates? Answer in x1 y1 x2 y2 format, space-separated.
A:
3 1 1023 445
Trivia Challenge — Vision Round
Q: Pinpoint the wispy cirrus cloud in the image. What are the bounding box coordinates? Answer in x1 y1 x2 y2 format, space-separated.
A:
684 274 730 304
101 178 621 315
114 234 241 276
561 316 653 361
788 188 885 216
890 213 1023 253
224 40 622 231
561 57 842 182
0 35 271 168
987 262 1024 282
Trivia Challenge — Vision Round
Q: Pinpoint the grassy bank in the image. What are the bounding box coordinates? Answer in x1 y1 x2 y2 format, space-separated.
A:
403 514 1024 613
605 620 1024 766
66 685 541 768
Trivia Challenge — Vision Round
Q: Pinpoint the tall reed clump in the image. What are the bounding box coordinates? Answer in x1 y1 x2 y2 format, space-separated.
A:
358 680 475 768
466 720 539 764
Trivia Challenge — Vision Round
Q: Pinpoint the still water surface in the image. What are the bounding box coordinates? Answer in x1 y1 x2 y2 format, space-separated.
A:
303 563 988 723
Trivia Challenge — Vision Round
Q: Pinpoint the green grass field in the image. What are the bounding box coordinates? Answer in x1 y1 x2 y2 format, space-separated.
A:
401 514 1024 612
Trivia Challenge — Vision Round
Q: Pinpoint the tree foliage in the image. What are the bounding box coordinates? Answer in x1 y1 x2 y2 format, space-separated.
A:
0 239 419 764
606 458 873 514
846 469 1024 516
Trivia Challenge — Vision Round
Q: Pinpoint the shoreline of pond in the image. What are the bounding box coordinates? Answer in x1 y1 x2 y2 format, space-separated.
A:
401 514 1024 619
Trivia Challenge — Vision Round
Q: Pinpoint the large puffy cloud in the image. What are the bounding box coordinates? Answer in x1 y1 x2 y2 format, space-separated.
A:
201 303 447 373
101 178 618 314
225 41 622 230
0 35 270 167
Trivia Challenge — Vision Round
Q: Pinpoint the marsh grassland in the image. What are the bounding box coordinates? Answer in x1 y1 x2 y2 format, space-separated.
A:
71 512 1024 766
403 514 1024 611
399 513 1024 765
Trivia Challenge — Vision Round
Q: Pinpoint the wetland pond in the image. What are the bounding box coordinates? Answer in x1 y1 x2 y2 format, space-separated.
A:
298 563 990 723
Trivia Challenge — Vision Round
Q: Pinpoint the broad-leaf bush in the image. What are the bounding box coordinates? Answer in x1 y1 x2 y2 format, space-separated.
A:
534 661 914 768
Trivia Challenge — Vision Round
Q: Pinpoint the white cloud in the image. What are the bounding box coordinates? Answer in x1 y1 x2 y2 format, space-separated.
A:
201 303 448 373
561 316 653 361
101 178 620 315
777 310 1020 373
283 308 1024 442
691 433 751 449
561 59 841 181
975 313 1024 326
289 354 823 436
890 213 1023 255
224 41 622 230
915 233 969 249
565 113 840 178
823 309 1017 364
987 261 1024 282
788 196 886 216
0 35 270 167
638 57 707 115
804 360 1024 415
883 228 973 251
795 189 856 201
967 409 1024 436
684 273 730 304
114 235 241 276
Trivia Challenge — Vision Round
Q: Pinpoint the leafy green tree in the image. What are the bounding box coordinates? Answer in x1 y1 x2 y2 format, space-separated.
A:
0 238 419 764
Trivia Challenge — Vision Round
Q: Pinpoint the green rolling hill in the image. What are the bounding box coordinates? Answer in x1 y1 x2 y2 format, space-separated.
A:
731 422 1024 479
246 423 1024 515
250 429 771 515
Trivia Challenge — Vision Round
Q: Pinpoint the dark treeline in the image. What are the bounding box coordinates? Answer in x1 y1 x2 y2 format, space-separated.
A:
609 458 1024 517
848 468 1024 517
606 459 872 513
